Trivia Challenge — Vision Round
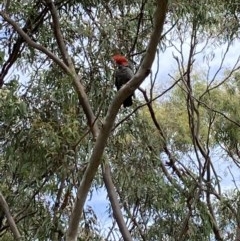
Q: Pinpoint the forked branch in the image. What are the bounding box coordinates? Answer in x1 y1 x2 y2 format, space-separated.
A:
66 1 168 240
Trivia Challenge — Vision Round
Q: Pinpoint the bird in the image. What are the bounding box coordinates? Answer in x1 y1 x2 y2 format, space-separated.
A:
112 54 134 108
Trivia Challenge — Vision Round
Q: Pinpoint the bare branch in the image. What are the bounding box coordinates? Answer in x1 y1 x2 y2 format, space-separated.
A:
193 95 240 128
129 0 146 55
45 0 72 67
4 0 11 11
138 86 184 178
114 77 181 130
0 11 71 75
66 1 168 240
8 1 101 138
72 75 99 138
0 3 47 87
0 192 21 240
102 163 133 241
116 186 147 241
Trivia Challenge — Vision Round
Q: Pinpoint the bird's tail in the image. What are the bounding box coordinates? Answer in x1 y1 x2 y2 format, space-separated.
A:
123 95 133 108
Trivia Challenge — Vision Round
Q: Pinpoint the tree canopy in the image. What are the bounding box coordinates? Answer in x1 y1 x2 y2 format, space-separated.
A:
0 0 240 240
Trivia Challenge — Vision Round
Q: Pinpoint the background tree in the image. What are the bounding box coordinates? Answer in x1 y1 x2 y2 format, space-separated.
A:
0 0 240 241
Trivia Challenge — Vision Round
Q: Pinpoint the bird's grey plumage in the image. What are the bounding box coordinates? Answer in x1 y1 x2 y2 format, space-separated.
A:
115 65 134 107
115 65 134 90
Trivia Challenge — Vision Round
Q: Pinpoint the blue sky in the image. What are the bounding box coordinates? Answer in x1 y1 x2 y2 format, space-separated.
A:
86 39 240 232
4 31 240 234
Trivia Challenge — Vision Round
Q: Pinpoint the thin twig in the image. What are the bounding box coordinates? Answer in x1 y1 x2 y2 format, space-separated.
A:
114 78 181 130
129 0 146 55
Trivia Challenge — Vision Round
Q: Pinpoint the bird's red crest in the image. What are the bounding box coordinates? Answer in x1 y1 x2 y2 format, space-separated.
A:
113 55 128 66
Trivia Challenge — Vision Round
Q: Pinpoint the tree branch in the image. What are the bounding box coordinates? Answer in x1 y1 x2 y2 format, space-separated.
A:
0 11 71 75
129 0 146 55
4 0 11 11
0 10 99 137
66 1 168 240
0 2 47 87
102 163 133 241
0 192 21 240
45 0 72 66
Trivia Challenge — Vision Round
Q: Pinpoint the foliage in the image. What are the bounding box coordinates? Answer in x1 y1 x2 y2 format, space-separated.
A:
0 0 240 241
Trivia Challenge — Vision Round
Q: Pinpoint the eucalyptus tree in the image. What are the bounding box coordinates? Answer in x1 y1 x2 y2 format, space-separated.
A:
0 0 240 241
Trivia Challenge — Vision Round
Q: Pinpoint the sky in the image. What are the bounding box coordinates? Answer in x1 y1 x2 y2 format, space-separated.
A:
86 39 240 233
6 35 239 236
2 4 240 239
3 23 240 235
